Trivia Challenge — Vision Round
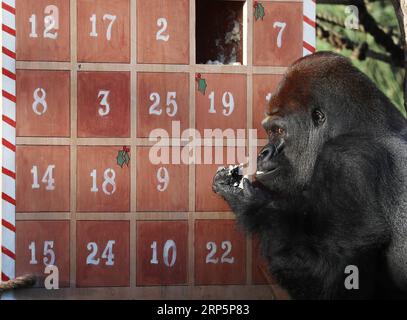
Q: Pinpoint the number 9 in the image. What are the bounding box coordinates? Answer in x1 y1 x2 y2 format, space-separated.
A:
222 92 234 116
156 167 169 192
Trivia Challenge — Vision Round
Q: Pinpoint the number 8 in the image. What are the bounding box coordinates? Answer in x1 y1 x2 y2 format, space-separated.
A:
32 88 48 115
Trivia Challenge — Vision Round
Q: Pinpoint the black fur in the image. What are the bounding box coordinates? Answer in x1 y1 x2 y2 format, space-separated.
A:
212 52 407 299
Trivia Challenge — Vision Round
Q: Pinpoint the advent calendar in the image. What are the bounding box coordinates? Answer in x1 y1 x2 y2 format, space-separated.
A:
1 0 315 299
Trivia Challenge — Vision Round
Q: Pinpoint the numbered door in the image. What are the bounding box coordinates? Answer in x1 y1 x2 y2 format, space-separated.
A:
77 146 130 212
76 220 130 287
195 147 247 212
16 70 70 137
253 2 303 66
77 0 130 63
137 72 189 138
77 71 130 138
137 0 189 64
136 147 188 212
16 0 70 61
16 146 70 212
195 73 246 133
252 74 283 139
195 220 246 285
136 221 188 285
16 221 70 287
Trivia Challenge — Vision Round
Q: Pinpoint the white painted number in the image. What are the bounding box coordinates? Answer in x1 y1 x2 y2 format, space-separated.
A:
156 167 169 192
208 91 235 116
149 92 178 117
31 165 55 191
44 5 59 39
156 18 169 41
29 15 38 38
29 241 56 266
86 240 115 266
166 92 178 117
90 168 117 195
206 242 218 264
32 88 48 115
90 14 117 41
103 14 116 41
29 5 59 39
150 240 177 267
86 242 100 265
90 14 98 37
205 241 234 264
149 93 161 115
273 21 286 48
98 90 110 116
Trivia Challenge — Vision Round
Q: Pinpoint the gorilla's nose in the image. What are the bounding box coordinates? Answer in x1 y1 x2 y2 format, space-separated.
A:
258 145 276 163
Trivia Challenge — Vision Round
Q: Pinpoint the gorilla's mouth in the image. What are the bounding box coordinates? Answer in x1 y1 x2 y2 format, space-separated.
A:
255 166 278 179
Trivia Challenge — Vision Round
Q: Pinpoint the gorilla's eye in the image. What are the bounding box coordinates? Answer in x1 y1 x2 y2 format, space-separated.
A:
268 126 285 137
312 109 325 125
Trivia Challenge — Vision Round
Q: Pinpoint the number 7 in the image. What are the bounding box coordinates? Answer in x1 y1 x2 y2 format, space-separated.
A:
103 14 116 41
273 21 286 48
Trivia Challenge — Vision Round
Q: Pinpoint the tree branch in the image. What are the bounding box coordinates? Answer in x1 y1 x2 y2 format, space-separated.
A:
317 23 402 66
356 0 404 66
317 12 401 41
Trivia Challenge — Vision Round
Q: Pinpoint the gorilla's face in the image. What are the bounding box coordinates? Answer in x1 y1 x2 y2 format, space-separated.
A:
255 71 328 195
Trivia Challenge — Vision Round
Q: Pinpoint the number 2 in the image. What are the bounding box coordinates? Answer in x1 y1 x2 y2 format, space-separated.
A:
156 18 169 41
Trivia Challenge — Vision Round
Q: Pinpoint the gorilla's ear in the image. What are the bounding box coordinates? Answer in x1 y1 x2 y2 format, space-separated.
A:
311 109 326 126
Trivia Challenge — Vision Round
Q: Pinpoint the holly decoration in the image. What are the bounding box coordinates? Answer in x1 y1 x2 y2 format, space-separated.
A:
196 73 207 95
117 146 130 168
254 1 265 21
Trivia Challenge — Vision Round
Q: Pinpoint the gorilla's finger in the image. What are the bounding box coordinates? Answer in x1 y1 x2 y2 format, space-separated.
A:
242 178 255 198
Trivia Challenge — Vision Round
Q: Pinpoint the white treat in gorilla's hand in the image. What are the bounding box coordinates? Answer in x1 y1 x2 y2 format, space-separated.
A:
228 164 246 187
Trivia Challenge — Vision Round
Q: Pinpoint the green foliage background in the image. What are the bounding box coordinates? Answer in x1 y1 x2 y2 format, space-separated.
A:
317 1 406 116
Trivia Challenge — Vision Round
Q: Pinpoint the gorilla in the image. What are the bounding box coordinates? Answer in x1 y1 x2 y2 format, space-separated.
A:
212 52 407 299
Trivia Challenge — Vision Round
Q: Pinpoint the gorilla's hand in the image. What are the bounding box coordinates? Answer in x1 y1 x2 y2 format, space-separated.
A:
212 167 269 214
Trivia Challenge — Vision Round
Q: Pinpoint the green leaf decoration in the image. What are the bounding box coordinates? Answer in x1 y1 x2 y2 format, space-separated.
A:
197 78 207 95
117 149 130 168
254 2 265 21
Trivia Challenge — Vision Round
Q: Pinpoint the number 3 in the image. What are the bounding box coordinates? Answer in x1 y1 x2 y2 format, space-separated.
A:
98 90 110 116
